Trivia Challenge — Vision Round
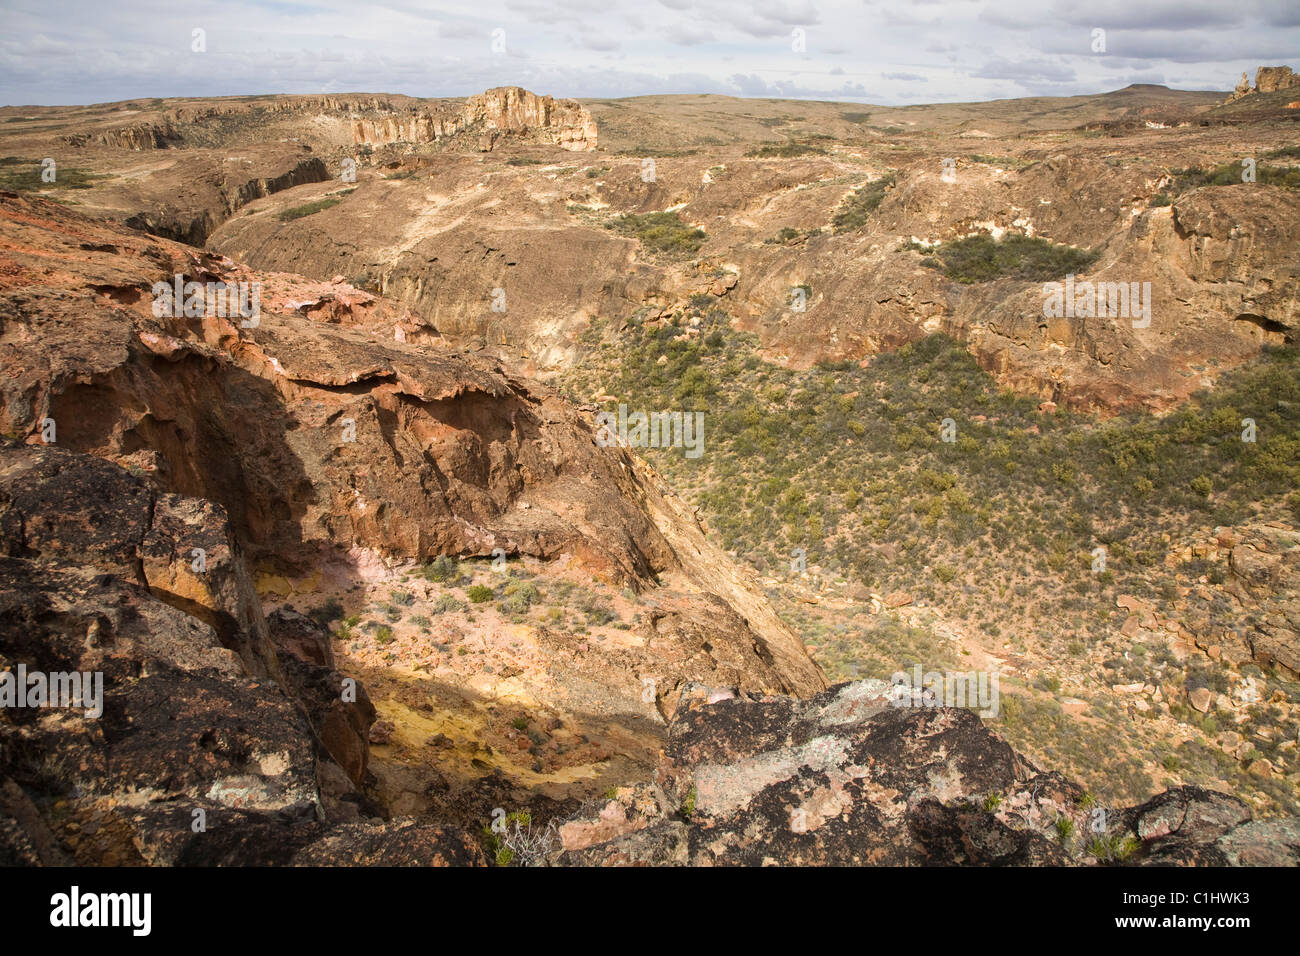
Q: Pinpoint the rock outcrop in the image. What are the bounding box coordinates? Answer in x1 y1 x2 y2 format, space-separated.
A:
1254 66 1300 94
61 121 183 151
464 87 598 152
1226 65 1300 101
556 681 1300 866
0 437 491 865
349 86 596 151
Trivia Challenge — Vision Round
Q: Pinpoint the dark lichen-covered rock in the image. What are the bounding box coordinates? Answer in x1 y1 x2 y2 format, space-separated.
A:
555 681 1298 867
907 797 1072 866
664 682 1040 865
0 439 152 572
275 655 376 787
267 606 376 786
0 441 278 678
290 820 486 866
0 442 426 867
1212 816 1300 867
1112 786 1254 866
268 605 335 669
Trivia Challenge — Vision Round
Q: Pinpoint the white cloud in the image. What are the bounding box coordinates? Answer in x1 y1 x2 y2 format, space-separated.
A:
0 0 1295 105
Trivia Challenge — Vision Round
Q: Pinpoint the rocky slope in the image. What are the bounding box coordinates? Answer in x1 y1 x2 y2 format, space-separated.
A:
0 190 832 859
554 681 1300 866
5 436 1294 866
0 439 484 865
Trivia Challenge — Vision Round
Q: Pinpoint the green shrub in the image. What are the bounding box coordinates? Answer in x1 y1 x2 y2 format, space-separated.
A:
431 594 466 615
745 143 826 158
466 584 495 604
609 212 706 258
831 174 895 232
0 159 105 191
419 556 466 585
931 233 1098 283
1170 161 1300 192
1088 833 1140 863
768 226 803 244
681 786 697 819
278 196 343 221
500 581 542 616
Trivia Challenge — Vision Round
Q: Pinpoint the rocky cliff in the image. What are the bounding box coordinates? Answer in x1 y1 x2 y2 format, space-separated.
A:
349 86 597 151
1228 64 1300 101
0 439 486 865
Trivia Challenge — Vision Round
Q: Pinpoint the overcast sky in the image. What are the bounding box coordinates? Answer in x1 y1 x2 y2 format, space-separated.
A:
2 0 1298 106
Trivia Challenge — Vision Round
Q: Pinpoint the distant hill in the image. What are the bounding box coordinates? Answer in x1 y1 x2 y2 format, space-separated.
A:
582 85 1229 152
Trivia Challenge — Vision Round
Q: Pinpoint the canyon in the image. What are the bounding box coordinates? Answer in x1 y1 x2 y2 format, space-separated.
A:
1 78 1297 866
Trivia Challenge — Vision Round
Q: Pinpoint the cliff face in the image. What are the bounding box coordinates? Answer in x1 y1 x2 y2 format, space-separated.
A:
61 121 182 150
464 86 599 151
0 189 822 685
0 189 831 863
348 86 598 151
1227 64 1300 101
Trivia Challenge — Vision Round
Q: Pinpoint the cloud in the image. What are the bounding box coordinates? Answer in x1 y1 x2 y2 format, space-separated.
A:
665 23 716 46
1048 0 1244 30
0 0 1296 105
728 72 772 96
575 30 621 52
973 56 1077 84
752 0 822 27
439 22 484 40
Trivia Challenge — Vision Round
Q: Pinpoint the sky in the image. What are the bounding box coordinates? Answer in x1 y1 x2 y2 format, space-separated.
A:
2 0 1298 106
